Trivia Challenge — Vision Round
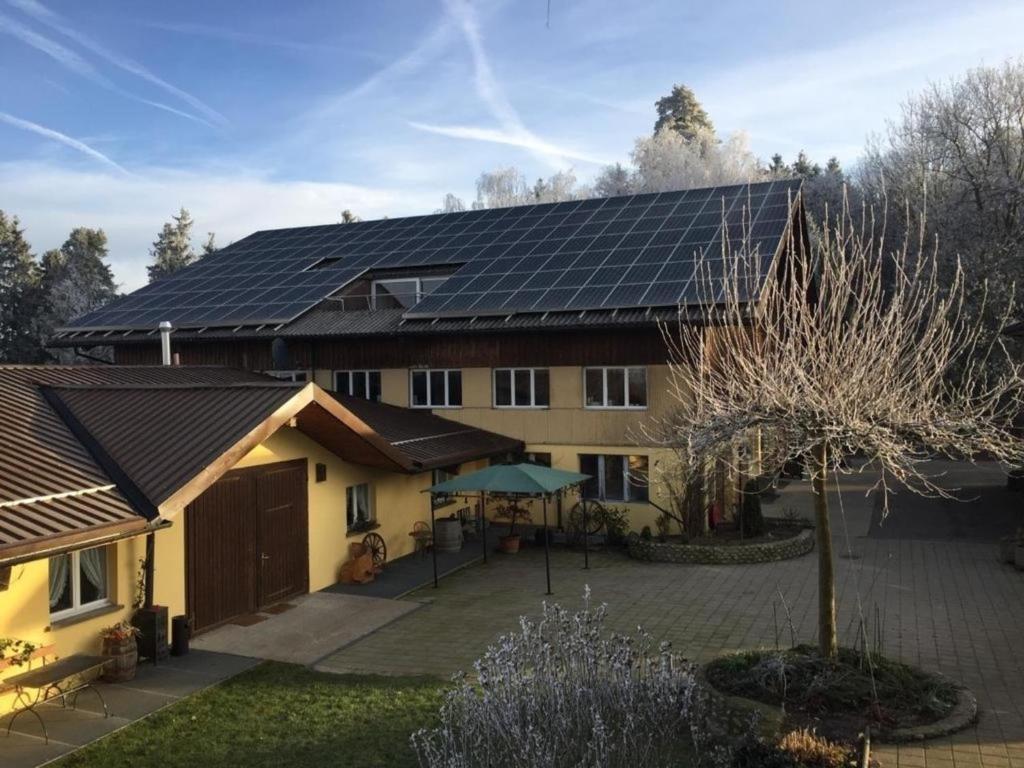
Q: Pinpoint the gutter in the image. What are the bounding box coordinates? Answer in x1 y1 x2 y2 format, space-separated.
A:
0 519 172 569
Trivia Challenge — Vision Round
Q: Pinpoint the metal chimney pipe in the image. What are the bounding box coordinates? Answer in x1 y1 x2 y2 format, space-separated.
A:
159 321 173 366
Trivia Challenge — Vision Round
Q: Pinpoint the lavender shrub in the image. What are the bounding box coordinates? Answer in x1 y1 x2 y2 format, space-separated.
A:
411 588 728 767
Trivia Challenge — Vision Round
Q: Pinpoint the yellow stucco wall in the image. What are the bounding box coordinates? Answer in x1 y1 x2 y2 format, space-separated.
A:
0 425 484 712
358 365 674 448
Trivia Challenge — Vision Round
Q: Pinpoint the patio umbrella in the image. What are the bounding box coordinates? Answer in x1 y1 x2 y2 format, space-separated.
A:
425 463 590 594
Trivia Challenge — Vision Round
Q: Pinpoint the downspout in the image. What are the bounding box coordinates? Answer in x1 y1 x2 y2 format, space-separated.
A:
144 321 173 608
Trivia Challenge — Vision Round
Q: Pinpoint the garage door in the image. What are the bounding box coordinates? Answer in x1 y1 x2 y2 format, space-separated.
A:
186 459 309 633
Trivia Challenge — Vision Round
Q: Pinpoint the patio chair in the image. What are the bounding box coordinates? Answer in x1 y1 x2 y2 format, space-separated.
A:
410 521 433 558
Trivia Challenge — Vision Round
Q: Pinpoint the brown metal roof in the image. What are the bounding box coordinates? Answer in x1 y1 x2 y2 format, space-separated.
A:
0 365 270 562
332 394 523 471
46 383 305 507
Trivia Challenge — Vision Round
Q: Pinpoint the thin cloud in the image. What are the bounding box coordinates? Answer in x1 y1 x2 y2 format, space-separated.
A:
7 0 227 126
142 20 380 59
439 0 605 169
0 112 129 173
409 121 612 166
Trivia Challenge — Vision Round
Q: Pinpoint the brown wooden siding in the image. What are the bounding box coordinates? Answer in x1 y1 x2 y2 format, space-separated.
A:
114 328 671 370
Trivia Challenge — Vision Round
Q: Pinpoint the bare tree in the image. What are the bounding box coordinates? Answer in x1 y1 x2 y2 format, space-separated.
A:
651 190 1024 659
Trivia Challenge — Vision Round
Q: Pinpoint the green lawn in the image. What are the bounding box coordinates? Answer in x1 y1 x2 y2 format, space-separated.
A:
54 663 448 768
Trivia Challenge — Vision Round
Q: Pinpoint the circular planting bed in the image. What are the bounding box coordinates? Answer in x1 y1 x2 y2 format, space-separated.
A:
627 522 814 564
703 645 977 745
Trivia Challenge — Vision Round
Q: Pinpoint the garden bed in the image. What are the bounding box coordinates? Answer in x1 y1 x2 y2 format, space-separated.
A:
703 645 976 744
627 522 813 564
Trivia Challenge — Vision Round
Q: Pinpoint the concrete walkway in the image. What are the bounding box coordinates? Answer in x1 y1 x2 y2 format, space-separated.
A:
0 651 258 768
191 591 420 665
316 461 1024 768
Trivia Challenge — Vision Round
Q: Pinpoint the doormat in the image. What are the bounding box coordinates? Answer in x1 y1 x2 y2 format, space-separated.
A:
263 603 296 615
229 613 268 627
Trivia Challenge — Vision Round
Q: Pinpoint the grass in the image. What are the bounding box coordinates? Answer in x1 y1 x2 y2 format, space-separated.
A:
53 662 448 768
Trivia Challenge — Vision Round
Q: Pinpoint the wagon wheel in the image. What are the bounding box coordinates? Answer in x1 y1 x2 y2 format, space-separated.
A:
567 499 606 539
362 532 387 570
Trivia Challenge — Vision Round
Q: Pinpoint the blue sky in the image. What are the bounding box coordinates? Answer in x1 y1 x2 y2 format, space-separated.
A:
1 0 1022 290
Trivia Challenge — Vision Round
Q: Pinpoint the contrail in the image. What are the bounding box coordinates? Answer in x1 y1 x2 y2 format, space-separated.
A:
8 0 227 126
0 111 129 174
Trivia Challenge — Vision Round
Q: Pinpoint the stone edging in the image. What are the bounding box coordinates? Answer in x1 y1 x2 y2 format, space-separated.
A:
880 674 978 743
627 528 814 564
698 664 977 745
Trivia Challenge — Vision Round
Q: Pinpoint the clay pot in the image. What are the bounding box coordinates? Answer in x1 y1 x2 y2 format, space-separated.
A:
499 535 521 554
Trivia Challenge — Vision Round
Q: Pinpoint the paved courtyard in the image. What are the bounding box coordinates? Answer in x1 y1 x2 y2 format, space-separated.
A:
317 461 1024 768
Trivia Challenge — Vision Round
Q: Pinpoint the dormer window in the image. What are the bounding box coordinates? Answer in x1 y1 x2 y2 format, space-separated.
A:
371 277 447 309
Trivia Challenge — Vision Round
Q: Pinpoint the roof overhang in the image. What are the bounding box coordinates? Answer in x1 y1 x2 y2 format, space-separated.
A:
0 517 170 569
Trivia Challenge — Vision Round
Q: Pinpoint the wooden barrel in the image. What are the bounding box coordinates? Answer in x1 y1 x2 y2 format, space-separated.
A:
101 637 138 682
434 518 463 553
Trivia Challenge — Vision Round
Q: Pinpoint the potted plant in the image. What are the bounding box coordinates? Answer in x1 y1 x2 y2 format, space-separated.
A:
0 638 38 671
493 499 533 554
100 621 139 682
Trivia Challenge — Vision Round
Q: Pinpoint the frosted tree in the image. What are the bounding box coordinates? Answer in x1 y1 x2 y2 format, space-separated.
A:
652 190 1024 658
631 127 762 193
148 208 196 282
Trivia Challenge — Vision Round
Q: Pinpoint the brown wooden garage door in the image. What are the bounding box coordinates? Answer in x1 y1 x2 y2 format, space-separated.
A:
186 459 309 633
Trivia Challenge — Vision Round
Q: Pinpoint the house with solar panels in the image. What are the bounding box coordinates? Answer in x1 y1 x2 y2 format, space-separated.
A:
51 179 806 537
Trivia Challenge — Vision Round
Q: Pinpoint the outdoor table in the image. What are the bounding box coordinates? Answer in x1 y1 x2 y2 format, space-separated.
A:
3 654 110 744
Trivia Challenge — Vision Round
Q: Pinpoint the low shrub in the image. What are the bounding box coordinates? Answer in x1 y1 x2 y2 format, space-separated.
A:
411 589 726 768
731 729 855 768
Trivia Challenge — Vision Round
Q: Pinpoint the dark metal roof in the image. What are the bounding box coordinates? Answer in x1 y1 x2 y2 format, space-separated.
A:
0 365 270 561
332 394 522 471
46 383 305 507
59 179 802 334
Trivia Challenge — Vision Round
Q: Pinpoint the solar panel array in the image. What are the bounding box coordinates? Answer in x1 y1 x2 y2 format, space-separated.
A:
64 179 799 331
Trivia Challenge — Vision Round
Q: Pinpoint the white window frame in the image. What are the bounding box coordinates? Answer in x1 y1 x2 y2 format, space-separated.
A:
49 546 113 621
346 483 375 531
579 454 649 503
409 369 462 409
493 368 550 409
583 366 647 409
371 277 447 309
334 369 382 401
264 369 310 383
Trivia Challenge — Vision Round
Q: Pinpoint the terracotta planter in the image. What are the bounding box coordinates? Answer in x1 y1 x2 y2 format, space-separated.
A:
101 636 138 682
499 535 521 554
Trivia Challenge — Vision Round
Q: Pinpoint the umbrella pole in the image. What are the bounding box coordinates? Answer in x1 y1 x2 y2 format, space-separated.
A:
583 501 590 570
480 491 488 564
431 499 438 588
543 496 552 595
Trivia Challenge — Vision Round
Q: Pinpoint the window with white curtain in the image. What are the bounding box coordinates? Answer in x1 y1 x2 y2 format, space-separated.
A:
346 483 375 530
49 545 111 619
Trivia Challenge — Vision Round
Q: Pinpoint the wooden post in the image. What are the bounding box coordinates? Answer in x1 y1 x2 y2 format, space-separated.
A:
543 496 552 595
144 533 155 608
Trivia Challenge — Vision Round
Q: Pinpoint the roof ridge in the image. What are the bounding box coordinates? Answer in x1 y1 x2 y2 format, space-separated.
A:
45 382 301 391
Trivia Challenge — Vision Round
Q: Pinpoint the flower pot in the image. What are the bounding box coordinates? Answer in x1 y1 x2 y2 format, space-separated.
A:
101 635 138 682
499 535 521 554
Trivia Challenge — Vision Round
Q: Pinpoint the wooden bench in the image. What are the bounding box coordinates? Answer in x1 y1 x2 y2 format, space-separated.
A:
2 652 110 744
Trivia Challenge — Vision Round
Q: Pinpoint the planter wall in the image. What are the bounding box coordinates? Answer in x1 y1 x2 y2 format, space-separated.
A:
627 528 814 565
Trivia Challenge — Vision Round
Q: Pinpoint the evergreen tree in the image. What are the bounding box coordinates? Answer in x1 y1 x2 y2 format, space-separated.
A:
791 150 821 179
653 84 714 141
148 208 196 282
0 211 44 363
340 209 361 224
39 228 119 329
768 153 789 177
202 232 218 256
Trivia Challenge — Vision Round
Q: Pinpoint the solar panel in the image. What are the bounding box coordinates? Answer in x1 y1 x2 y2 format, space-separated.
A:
62 179 800 331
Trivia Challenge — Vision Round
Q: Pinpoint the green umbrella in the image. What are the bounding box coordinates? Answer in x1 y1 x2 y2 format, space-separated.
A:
424 463 591 595
426 462 589 495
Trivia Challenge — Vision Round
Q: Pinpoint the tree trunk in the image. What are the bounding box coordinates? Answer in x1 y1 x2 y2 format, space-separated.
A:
812 442 838 659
